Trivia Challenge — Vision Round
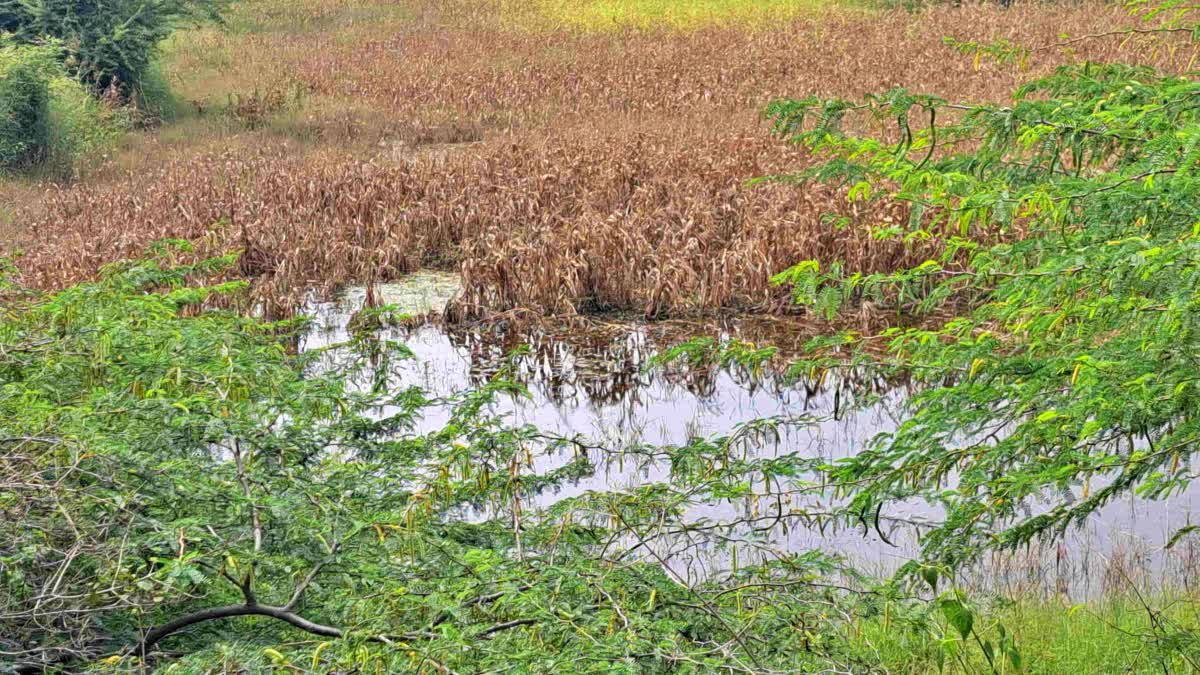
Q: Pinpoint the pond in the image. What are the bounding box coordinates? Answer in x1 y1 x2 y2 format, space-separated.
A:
301 272 1200 600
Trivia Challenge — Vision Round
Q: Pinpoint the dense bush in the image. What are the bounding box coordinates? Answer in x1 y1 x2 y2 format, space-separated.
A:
0 0 226 96
0 0 221 173
0 42 119 174
42 73 122 173
0 44 52 167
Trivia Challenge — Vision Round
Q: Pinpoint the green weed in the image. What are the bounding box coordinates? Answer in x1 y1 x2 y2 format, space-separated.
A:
856 595 1200 673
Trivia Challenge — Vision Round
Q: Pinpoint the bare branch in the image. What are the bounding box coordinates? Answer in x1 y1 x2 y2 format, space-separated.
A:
475 618 537 639
134 603 345 657
285 542 342 611
1042 25 1198 49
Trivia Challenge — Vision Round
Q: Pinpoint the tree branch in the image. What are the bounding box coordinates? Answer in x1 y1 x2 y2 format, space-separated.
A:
475 618 537 639
285 542 342 611
135 603 345 657
131 604 537 661
0 436 63 446
232 440 263 554
1043 25 1198 49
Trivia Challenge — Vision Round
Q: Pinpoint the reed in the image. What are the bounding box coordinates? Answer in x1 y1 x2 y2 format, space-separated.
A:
8 1 1199 319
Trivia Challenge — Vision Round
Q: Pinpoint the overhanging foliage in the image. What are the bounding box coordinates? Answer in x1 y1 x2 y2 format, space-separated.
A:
0 254 893 673
758 10 1200 574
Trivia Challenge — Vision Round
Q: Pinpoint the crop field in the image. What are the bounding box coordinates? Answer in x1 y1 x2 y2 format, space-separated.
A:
7 0 1200 319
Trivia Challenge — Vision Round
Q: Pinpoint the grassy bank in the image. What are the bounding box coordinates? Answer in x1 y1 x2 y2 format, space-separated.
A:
855 593 1200 673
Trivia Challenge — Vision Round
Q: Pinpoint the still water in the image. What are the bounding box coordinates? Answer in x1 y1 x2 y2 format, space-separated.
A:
301 273 1200 598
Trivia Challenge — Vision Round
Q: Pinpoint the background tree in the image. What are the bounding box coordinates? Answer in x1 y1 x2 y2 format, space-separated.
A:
0 0 226 97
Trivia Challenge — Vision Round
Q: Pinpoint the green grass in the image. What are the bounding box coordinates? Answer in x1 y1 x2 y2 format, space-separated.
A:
854 595 1200 674
44 76 125 163
526 0 842 31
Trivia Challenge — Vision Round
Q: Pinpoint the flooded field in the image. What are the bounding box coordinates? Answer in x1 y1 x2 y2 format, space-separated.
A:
302 272 1200 600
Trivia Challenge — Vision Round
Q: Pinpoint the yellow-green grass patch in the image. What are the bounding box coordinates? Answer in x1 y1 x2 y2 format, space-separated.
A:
522 0 848 31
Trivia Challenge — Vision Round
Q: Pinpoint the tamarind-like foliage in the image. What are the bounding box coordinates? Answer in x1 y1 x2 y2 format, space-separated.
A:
760 0 1200 576
0 253 879 673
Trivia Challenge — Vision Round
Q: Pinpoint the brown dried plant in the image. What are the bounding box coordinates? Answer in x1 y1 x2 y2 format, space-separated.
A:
8 1 1200 319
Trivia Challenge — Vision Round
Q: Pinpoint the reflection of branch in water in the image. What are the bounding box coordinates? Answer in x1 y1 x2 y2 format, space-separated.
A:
309 283 919 412
436 318 914 411
443 323 663 407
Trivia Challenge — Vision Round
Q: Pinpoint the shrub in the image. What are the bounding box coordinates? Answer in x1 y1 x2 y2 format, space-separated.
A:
0 42 122 175
42 74 121 174
763 1 1200 597
0 44 52 168
130 59 184 122
0 253 877 673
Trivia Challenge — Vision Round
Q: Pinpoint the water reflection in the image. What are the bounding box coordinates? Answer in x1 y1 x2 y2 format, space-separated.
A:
301 276 1200 599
